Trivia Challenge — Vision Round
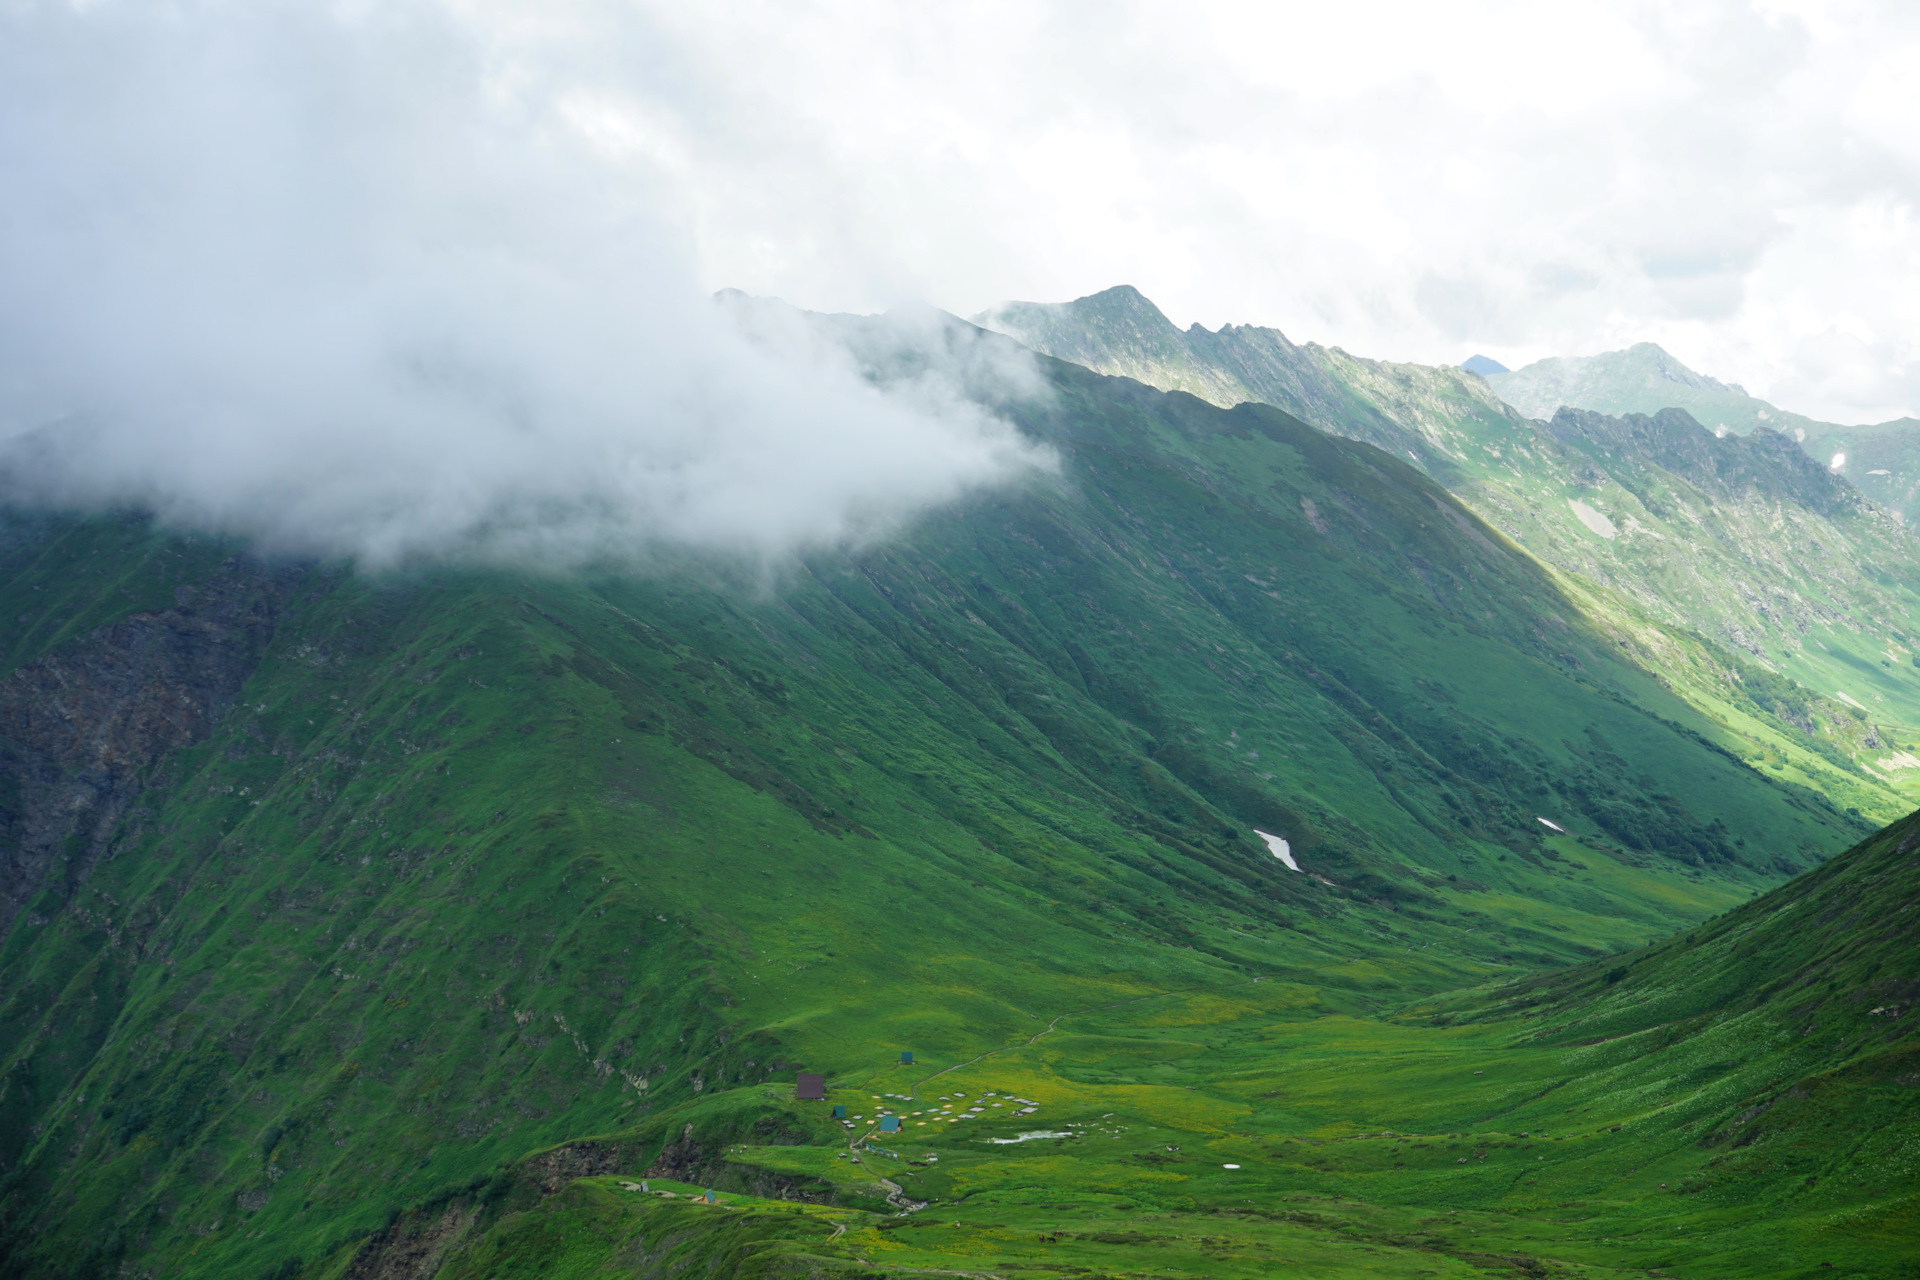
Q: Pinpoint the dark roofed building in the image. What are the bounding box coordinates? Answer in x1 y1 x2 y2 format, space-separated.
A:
796 1072 825 1100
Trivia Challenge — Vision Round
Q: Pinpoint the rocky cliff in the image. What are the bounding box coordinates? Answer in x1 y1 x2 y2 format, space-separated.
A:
0 559 303 934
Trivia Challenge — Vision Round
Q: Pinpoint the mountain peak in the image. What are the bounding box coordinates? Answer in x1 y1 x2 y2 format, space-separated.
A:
1618 342 1727 389
1078 282 1163 313
1461 354 1509 376
971 286 1206 392
973 284 1175 336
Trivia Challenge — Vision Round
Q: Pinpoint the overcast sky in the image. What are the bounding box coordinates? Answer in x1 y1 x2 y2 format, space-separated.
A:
557 0 1920 424
5 0 1919 572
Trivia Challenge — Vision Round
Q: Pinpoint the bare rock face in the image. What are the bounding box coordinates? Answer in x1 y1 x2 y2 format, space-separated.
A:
1543 406 1865 518
340 1202 479 1280
642 1117 836 1204
0 558 301 934
526 1139 628 1193
643 1121 705 1180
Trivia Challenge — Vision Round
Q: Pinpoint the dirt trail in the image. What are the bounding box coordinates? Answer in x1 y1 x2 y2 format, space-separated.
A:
877 1176 927 1214
844 1115 928 1215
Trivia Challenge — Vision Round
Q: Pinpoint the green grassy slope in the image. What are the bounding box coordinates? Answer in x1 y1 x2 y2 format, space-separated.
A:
1433 404 1920 811
428 807 1918 1280
0 343 1894 1278
980 288 1920 815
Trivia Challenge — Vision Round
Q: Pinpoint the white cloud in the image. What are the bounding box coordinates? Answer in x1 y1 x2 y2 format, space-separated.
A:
0 0 1052 570
540 0 1920 423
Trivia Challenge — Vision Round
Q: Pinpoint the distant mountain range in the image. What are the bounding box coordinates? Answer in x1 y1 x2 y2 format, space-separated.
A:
1482 343 1920 517
1485 342 1778 432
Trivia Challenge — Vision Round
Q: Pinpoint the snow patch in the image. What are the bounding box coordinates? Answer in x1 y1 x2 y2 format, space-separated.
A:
1537 817 1565 833
1299 497 1329 535
1254 829 1299 871
1830 451 1847 471
1569 499 1616 539
984 1131 1073 1144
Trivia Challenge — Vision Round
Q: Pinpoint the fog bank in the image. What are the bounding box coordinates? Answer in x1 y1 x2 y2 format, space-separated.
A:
0 1 1051 570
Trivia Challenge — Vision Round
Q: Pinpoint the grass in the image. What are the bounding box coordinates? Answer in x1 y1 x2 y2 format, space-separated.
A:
430 894 1919 1277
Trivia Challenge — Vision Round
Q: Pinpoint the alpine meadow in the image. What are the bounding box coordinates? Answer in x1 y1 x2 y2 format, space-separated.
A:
0 304 1915 1280
7 4 1920 1276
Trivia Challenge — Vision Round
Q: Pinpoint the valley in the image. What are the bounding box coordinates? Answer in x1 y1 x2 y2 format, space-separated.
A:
0 316 1911 1280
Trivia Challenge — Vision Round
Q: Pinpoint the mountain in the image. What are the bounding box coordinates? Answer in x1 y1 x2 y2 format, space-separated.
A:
1487 344 1920 520
1486 342 1793 434
0 314 1899 1279
978 288 1920 820
975 285 1453 473
1460 354 1508 376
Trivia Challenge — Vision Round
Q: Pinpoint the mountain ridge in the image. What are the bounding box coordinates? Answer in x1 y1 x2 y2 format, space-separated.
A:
1488 343 1920 519
978 286 1920 820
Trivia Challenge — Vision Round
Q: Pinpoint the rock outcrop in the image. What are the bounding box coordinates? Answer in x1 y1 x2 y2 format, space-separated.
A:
0 558 302 934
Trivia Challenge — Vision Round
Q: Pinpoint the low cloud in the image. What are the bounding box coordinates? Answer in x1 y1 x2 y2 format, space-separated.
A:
0 1 1051 570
